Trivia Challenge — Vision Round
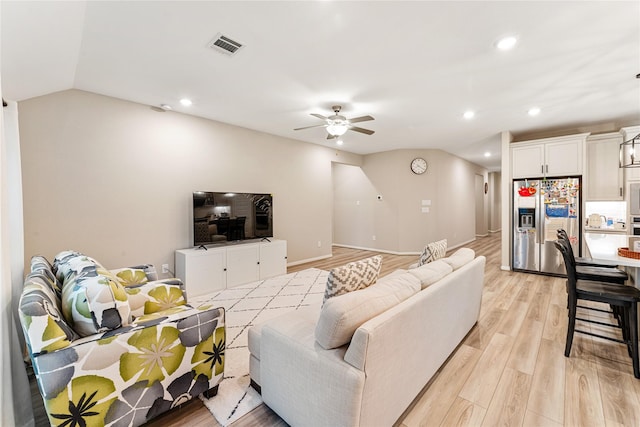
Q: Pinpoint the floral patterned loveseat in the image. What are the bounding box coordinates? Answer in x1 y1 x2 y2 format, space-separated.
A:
18 250 225 426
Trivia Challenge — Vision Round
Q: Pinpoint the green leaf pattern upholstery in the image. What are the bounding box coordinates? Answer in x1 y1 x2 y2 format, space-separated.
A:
19 252 225 427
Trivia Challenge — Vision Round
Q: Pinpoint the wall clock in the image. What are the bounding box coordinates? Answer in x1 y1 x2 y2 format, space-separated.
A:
410 157 428 175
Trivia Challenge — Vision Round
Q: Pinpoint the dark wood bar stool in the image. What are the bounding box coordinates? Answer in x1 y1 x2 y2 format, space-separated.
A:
554 239 640 379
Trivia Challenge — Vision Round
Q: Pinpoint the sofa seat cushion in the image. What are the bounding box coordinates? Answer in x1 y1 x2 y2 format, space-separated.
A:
408 260 453 289
126 279 187 319
442 248 476 270
249 305 320 361
323 255 382 303
315 272 420 349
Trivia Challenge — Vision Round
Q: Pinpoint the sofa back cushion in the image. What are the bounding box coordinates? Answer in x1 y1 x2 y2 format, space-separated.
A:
30 255 63 298
441 248 476 270
408 260 453 289
20 273 78 355
59 253 131 337
323 255 382 303
54 250 103 283
315 272 420 349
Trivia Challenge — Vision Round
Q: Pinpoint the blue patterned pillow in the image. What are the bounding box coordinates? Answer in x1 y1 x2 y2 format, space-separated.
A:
323 255 382 303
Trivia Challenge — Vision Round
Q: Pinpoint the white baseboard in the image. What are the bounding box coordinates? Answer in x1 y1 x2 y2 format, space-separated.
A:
332 243 420 256
448 238 476 251
489 228 502 233
500 265 511 271
287 254 333 267
333 238 477 255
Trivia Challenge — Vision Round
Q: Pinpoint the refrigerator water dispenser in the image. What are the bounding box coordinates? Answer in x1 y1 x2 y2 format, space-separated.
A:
518 208 536 228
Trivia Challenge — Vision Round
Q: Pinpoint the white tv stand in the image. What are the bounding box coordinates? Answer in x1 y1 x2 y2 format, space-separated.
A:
175 239 287 297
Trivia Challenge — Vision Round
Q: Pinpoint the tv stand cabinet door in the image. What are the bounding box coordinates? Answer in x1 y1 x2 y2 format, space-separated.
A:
226 244 260 288
175 248 226 297
260 240 287 279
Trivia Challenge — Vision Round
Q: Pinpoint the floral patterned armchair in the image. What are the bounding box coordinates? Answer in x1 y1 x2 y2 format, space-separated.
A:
19 251 225 426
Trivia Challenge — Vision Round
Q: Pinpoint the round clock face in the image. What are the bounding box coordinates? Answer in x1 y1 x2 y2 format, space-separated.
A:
411 157 428 175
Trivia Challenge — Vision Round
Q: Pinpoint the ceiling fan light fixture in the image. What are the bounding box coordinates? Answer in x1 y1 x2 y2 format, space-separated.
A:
327 120 349 136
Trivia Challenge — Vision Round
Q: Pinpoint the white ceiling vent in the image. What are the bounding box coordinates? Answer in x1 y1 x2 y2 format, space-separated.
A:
208 33 244 56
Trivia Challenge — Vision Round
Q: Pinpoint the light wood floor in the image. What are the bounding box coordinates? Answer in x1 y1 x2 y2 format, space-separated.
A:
32 234 640 426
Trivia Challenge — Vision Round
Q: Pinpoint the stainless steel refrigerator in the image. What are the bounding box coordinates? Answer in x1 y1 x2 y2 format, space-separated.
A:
512 177 581 275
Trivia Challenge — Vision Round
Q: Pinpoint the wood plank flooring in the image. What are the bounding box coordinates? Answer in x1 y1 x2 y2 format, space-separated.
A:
30 234 640 426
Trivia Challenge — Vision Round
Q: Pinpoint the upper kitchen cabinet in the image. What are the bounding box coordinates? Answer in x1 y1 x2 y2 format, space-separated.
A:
511 133 588 179
586 132 623 200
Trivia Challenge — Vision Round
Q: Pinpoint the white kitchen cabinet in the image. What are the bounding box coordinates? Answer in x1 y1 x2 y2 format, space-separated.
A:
511 133 588 179
511 144 545 178
175 239 287 297
586 132 623 200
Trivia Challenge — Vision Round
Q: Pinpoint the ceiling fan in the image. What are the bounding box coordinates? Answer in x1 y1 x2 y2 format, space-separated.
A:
294 105 375 139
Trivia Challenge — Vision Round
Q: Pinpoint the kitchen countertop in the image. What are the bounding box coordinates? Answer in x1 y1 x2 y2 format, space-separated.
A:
584 233 640 268
585 226 627 234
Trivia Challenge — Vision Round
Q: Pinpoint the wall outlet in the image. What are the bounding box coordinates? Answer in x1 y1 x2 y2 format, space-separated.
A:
317 240 322 247
162 264 169 274
372 235 376 241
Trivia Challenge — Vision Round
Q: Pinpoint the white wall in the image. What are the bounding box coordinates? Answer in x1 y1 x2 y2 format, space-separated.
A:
489 171 502 232
18 89 362 271
333 149 488 253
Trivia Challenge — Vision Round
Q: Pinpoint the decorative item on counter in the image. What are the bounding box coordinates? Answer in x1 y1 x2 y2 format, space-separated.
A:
618 247 640 260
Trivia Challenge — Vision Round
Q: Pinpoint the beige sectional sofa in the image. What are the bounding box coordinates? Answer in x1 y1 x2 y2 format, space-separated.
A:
248 248 486 426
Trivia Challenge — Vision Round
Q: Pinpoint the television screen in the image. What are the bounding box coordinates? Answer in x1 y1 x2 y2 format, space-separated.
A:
193 191 273 246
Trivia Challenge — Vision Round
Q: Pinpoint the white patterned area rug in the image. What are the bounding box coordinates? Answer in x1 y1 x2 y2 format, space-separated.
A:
190 268 328 426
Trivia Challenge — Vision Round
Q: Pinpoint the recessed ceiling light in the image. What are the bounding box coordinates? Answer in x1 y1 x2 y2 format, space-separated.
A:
484 152 491 157
496 36 517 50
336 139 344 146
528 107 541 116
180 98 193 107
463 111 475 119
160 104 172 110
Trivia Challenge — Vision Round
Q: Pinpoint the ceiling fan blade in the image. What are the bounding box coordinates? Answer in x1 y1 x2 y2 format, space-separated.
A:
294 124 327 131
348 115 374 124
326 133 338 140
310 113 329 120
349 126 375 135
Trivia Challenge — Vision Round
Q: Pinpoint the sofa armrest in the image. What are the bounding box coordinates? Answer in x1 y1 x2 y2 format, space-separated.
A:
260 307 365 427
125 279 187 318
29 304 225 425
32 304 225 397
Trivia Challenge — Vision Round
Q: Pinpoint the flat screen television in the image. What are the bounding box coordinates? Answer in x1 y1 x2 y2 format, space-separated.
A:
192 191 273 247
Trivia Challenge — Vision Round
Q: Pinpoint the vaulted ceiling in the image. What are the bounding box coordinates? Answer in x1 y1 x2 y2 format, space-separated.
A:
2 1 639 171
